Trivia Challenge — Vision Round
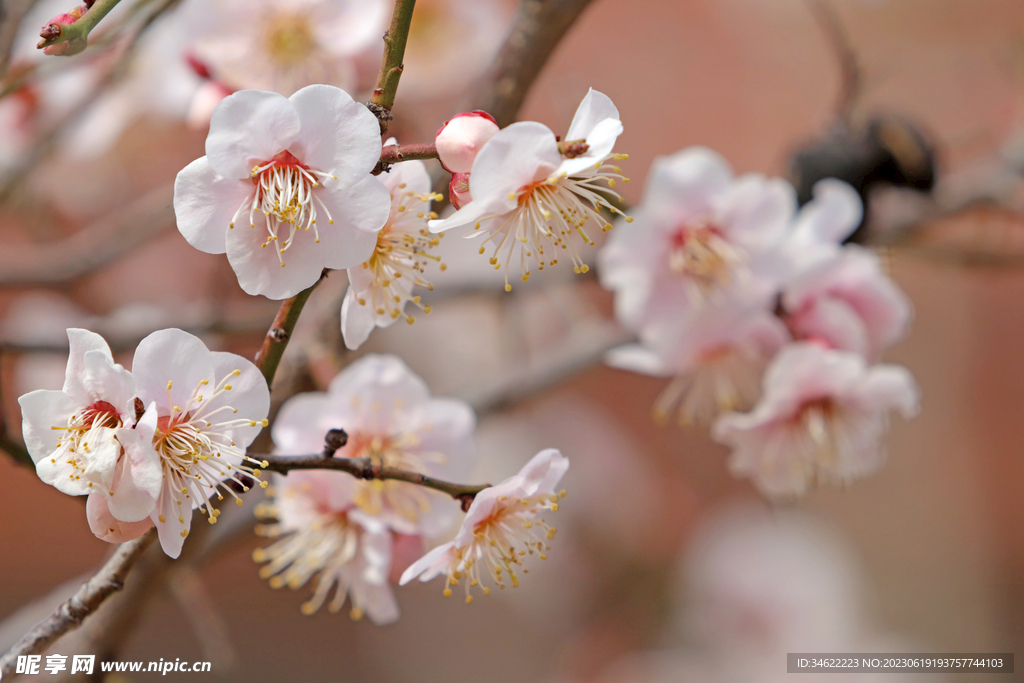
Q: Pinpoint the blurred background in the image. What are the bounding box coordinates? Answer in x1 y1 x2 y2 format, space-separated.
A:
2 0 1024 680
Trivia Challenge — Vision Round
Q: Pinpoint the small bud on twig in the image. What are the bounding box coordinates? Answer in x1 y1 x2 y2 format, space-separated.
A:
322 429 349 457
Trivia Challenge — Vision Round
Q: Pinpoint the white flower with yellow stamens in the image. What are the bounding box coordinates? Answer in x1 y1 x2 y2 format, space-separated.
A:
122 328 271 558
272 354 476 536
174 85 390 300
399 449 568 602
428 89 630 290
341 154 445 350
253 469 399 623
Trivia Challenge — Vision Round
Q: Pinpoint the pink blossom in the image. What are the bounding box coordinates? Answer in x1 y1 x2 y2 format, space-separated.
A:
435 111 499 173
712 343 918 498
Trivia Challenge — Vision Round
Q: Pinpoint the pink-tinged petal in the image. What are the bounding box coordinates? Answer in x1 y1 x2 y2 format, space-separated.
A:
516 448 569 496
788 297 870 356
287 85 381 187
207 350 270 448
427 196 495 234
399 541 456 585
206 89 300 180
414 398 476 482
315 176 390 269
436 112 500 173
63 329 113 406
470 121 561 206
133 328 215 410
80 349 136 419
565 88 620 142
272 393 348 455
18 389 76 464
850 364 919 418
715 175 796 249
87 494 154 544
328 355 431 433
642 147 733 220
174 156 253 255
606 344 671 377
152 483 192 559
340 287 378 350
108 407 162 522
224 216 326 299
791 179 862 248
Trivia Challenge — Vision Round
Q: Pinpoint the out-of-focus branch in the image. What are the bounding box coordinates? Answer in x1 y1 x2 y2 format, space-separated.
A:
464 0 599 127
0 182 174 287
0 0 40 78
368 0 416 133
260 429 490 510
254 274 325 390
0 528 156 679
36 0 123 56
804 0 860 121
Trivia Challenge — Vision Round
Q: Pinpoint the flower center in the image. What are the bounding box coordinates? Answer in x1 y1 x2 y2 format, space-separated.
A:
51 400 123 482
476 153 632 291
262 13 317 66
357 184 444 324
442 490 564 603
229 150 337 268
152 372 269 537
653 347 765 426
668 225 738 289
254 497 370 618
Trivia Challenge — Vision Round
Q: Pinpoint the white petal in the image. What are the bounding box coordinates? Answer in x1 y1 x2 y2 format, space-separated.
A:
399 541 455 585
63 328 113 406
566 88 620 142
606 344 670 377
80 349 135 419
272 393 345 455
87 493 154 544
133 328 215 410
224 216 327 299
469 121 561 205
174 156 253 255
206 350 270 448
18 389 76 464
315 176 390 269
152 483 192 559
206 89 300 180
341 287 378 350
516 448 569 496
287 85 382 187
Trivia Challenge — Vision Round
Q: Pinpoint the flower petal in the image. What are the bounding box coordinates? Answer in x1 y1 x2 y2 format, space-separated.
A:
315 176 390 269
174 156 253 255
399 541 455 585
133 328 215 410
87 493 154 544
340 287 379 350
224 215 327 299
63 328 113 407
206 89 300 180
18 389 76 464
207 350 270 448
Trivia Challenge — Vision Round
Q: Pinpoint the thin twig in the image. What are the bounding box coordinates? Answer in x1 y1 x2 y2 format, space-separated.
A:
373 142 437 175
368 0 416 133
36 0 123 55
803 0 861 121
254 273 325 390
0 528 157 679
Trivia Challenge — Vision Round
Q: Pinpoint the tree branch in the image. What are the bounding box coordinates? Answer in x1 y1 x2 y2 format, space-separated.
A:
464 0 599 127
374 142 437 175
0 528 156 679
254 273 325 390
368 0 416 133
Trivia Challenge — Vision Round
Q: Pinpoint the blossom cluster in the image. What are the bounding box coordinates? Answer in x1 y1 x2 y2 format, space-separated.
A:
254 355 568 622
19 328 270 558
600 148 919 498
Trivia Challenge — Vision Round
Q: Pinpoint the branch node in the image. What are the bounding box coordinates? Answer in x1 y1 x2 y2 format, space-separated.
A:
322 429 349 457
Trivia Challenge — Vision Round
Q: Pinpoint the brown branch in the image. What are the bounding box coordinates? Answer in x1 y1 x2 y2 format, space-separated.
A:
373 142 437 175
804 0 861 121
463 0 599 127
0 528 157 678
254 272 325 390
0 0 40 79
0 182 174 287
368 0 416 133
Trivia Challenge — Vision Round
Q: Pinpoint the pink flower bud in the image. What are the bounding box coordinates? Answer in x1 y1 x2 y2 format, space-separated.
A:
39 7 87 56
449 172 472 209
435 110 498 174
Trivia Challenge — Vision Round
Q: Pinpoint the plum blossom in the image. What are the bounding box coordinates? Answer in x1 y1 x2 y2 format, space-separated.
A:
174 85 390 299
599 147 796 332
400 448 567 601
272 355 475 535
429 89 630 290
712 343 918 498
19 329 139 499
125 328 271 558
436 111 499 210
254 470 399 623
608 297 789 425
180 0 388 97
340 153 445 350
781 246 911 359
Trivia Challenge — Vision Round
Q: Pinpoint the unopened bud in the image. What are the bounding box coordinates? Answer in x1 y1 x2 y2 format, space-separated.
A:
435 111 498 174
38 8 87 55
449 173 472 210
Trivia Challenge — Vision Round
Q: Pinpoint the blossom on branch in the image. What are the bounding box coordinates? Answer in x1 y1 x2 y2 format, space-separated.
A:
174 85 390 300
341 153 444 350
712 343 918 499
399 449 568 601
272 355 476 536
429 89 630 291
126 328 271 558
254 470 399 623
